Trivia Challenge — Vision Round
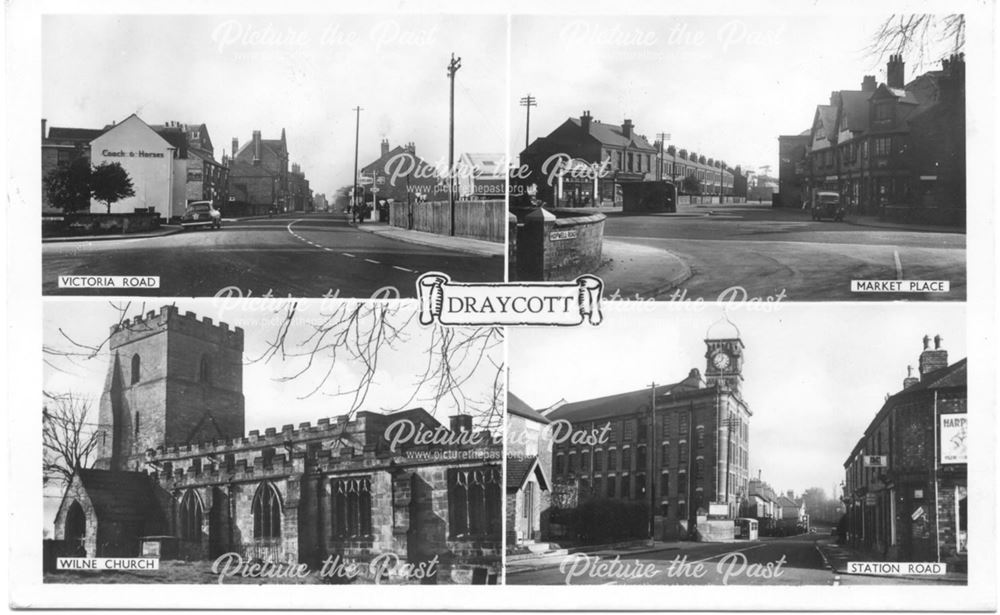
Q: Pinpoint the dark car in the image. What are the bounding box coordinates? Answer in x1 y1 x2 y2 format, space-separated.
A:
811 191 846 221
180 201 222 230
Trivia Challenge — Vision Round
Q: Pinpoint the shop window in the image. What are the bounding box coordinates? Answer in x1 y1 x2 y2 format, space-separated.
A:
252 482 282 540
447 466 501 539
179 490 203 542
331 477 372 539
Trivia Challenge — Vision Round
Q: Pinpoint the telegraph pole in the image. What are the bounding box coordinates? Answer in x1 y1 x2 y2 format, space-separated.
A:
656 132 671 182
648 381 657 542
447 53 462 236
352 106 363 222
519 94 537 150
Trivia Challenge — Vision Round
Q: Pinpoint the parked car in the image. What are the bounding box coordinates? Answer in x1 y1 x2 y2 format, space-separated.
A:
180 201 222 230
811 191 846 221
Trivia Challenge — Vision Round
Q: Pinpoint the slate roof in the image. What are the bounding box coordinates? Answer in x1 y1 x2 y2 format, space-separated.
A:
507 392 551 424
567 117 657 152
505 455 547 492
814 105 838 143
76 469 159 523
46 127 106 142
546 370 705 423
837 91 874 133
892 358 967 396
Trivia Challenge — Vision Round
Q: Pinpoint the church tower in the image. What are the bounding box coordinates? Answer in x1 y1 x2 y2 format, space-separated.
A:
704 316 745 399
95 305 245 471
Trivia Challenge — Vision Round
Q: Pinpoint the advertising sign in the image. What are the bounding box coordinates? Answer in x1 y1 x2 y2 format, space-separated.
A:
940 414 968 464
863 455 888 467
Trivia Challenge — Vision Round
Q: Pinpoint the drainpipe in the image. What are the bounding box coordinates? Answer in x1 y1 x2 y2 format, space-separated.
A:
933 390 941 563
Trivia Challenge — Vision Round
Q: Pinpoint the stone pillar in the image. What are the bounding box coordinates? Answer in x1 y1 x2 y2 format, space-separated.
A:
518 207 556 281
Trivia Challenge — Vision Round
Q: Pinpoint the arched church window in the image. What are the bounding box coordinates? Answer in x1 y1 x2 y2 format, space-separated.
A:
179 490 203 542
199 354 212 384
131 354 141 384
252 482 282 540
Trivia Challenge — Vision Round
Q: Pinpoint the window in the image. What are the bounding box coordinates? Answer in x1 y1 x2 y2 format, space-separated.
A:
637 446 647 471
606 476 616 498
594 449 604 472
660 473 670 497
678 472 688 498
621 477 631 499
199 355 212 384
874 103 892 121
179 490 203 542
131 354 141 385
252 482 282 540
661 442 670 464
695 458 705 480
678 442 688 466
608 449 617 471
624 420 635 441
622 448 632 471
331 477 372 539
581 450 590 474
696 427 705 449
636 474 647 498
555 454 564 475
679 413 689 437
637 418 648 442
568 452 576 473
874 137 892 157
448 466 501 538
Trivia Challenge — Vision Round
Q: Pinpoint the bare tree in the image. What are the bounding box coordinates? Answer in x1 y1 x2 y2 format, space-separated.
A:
868 15 965 69
43 391 101 487
253 302 505 432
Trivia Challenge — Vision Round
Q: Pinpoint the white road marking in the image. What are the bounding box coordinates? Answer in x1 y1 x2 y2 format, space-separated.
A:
894 250 903 279
342 253 355 258
364 258 381 264
393 266 414 273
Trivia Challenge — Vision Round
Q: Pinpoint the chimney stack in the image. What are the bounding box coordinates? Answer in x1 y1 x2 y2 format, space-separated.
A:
380 138 389 158
622 119 633 139
449 414 473 434
232 137 239 156
903 365 919 389
887 54 905 89
252 130 261 165
918 334 948 378
580 110 592 133
862 75 876 92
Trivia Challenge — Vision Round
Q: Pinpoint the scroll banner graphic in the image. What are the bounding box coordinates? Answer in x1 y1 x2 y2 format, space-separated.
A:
417 272 604 326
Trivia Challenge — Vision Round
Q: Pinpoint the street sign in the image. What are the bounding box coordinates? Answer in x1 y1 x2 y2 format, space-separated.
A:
911 506 925 521
863 455 888 467
359 175 374 186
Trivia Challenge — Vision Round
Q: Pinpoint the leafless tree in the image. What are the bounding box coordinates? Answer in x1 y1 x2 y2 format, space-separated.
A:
868 15 965 70
253 301 504 432
42 391 101 487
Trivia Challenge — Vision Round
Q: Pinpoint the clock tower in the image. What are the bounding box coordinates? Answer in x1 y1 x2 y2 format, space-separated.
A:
704 317 744 399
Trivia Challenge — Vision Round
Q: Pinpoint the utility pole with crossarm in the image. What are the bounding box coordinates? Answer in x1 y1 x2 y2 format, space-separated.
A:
520 94 537 150
447 53 462 236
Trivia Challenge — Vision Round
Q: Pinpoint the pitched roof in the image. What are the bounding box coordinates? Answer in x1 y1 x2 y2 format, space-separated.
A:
361 145 439 177
892 358 967 396
546 371 705 423
568 117 657 152
76 469 160 523
505 455 548 492
46 127 106 142
814 105 838 142
837 90 874 133
507 392 551 424
154 130 188 157
776 496 799 508
460 153 507 179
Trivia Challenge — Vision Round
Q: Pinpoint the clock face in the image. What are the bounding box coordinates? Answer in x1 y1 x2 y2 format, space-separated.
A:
712 352 731 370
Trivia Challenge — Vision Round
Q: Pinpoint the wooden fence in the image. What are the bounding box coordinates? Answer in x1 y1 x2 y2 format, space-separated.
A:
388 200 505 243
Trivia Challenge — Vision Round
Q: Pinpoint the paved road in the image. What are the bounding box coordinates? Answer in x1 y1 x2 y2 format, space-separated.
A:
508 535 946 586
600 206 966 301
42 213 503 297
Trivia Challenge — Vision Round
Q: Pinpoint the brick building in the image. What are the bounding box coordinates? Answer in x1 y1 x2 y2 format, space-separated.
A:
659 145 739 197
505 393 553 548
151 121 229 206
544 319 751 539
782 54 965 224
360 140 445 205
776 131 811 208
227 129 293 216
842 335 967 570
41 121 104 213
52 306 501 583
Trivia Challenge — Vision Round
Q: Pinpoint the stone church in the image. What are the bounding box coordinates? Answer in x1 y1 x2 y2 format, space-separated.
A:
52 305 501 583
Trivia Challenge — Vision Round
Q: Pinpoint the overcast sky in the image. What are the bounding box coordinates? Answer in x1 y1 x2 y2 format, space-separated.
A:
508 14 956 175
42 14 507 198
509 301 966 499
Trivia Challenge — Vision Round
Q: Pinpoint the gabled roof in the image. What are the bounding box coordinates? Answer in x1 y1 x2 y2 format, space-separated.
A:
776 496 799 508
893 358 967 396
76 469 160 523
567 117 657 152
507 392 551 424
546 370 705 423
460 153 507 179
813 105 838 143
361 145 440 177
505 455 549 492
837 90 874 133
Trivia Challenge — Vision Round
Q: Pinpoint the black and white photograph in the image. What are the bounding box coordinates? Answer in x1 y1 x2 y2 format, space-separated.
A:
506 303 969 586
39 14 506 297
41 300 503 584
507 15 967 301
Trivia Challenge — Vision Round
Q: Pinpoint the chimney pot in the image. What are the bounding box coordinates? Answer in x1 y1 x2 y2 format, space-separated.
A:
449 414 473 434
580 111 592 133
934 334 943 349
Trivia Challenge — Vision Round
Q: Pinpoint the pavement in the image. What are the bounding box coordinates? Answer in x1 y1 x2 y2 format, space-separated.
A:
42 225 183 243
596 240 692 300
815 539 968 584
350 221 505 257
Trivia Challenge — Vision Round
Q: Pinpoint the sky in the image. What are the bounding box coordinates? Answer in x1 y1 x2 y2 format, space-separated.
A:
42 14 508 199
42 300 500 432
508 14 958 175
509 301 966 500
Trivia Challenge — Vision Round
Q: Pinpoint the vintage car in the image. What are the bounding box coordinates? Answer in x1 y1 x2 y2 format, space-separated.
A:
811 191 846 221
180 201 222 229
